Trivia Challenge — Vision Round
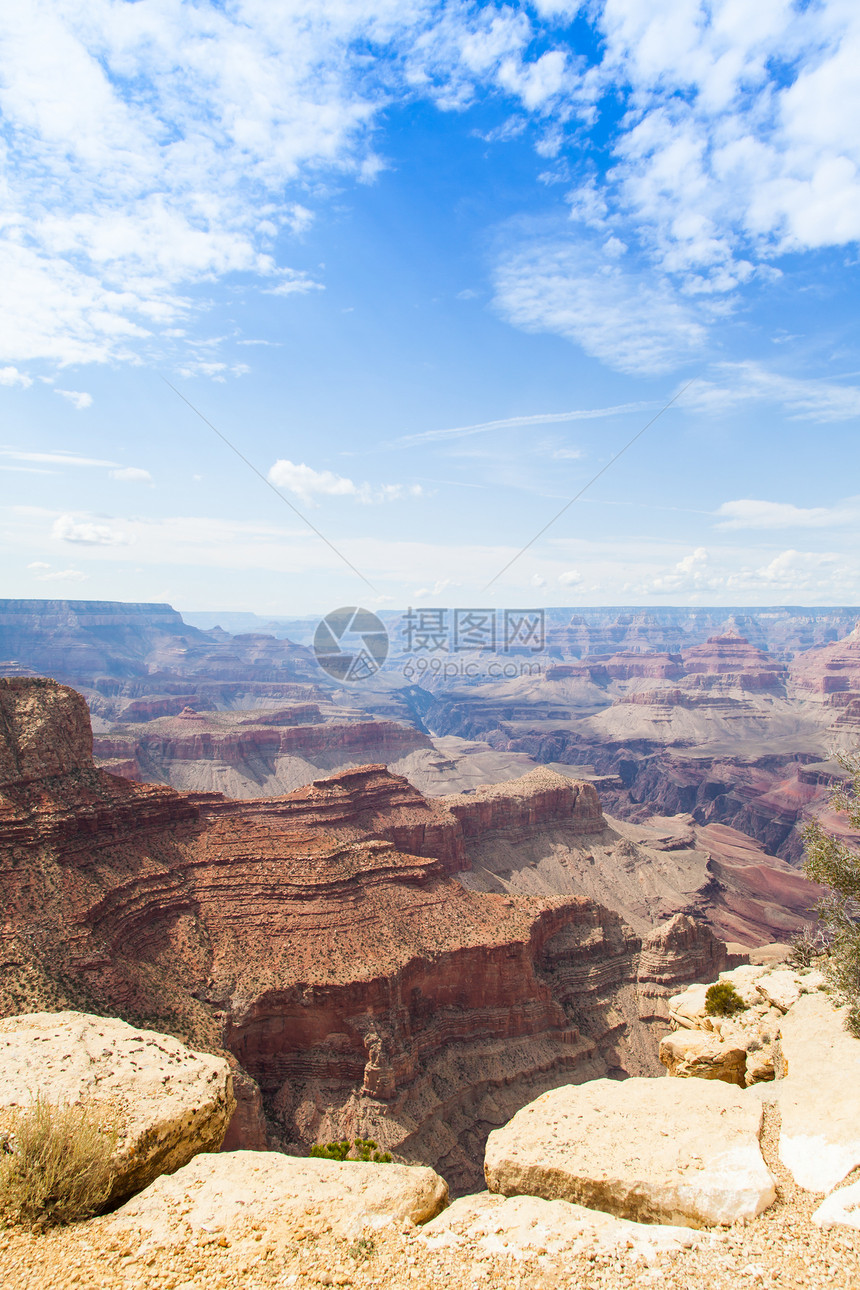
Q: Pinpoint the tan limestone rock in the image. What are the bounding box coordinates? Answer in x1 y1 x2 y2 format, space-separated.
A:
0 1012 234 1202
659 1030 747 1085
771 992 860 1193
419 1191 702 1264
484 1077 775 1228
812 1179 860 1230
755 970 802 1013
103 1150 448 1243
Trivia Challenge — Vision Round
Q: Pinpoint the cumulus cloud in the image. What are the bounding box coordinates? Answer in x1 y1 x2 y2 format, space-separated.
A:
558 568 582 585
268 458 422 506
0 366 32 388
53 513 131 546
0 2 583 372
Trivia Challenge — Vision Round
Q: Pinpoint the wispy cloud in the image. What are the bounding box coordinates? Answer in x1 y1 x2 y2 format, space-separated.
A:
268 459 423 506
682 363 860 422
715 498 860 530
395 399 653 446
493 237 708 374
0 447 117 468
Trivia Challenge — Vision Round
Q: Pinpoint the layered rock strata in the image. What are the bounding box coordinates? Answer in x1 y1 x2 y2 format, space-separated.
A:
0 677 725 1191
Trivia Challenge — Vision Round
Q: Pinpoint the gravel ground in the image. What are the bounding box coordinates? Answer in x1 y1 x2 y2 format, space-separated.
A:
1 1106 858 1290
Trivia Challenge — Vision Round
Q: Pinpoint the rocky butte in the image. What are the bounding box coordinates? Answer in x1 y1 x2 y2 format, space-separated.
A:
0 676 740 1193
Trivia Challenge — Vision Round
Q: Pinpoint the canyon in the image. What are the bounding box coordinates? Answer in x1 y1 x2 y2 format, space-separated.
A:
0 674 760 1193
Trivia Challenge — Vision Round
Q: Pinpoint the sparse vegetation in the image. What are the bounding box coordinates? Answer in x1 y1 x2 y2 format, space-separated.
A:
803 751 860 1037
310 1137 392 1163
704 981 746 1017
788 922 834 970
0 1095 118 1228
348 1236 376 1261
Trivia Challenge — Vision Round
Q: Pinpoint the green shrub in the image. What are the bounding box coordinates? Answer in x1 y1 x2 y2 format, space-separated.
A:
803 751 860 1037
704 981 746 1017
310 1137 392 1163
0 1095 118 1228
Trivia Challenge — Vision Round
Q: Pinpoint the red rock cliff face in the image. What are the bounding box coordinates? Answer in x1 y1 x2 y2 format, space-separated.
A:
0 678 726 1192
441 768 604 840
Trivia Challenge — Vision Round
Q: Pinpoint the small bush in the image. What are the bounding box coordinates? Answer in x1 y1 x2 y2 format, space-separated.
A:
0 1095 118 1228
704 981 746 1017
310 1137 392 1163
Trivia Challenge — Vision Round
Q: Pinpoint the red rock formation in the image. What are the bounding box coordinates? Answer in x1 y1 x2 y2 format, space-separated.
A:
789 622 860 703
441 769 604 840
0 677 723 1191
680 633 787 691
92 717 431 797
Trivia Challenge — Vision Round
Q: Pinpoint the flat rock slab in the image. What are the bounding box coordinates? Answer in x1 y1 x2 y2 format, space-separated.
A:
420 1191 702 1264
813 1180 860 1231
484 1077 775 1228
774 993 860 1193
0 1012 234 1202
103 1151 448 1244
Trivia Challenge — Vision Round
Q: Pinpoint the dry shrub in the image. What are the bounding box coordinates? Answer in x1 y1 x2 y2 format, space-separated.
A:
0 1095 119 1228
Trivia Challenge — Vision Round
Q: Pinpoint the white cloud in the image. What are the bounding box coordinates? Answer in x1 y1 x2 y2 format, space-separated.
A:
558 568 582 585
110 466 153 484
175 361 251 381
55 388 93 409
0 447 117 467
412 578 453 598
493 238 707 374
395 400 651 446
33 567 88 582
0 365 32 388
588 0 860 284
53 513 131 546
0 1 586 372
714 498 860 530
264 270 324 297
268 458 423 507
681 362 860 422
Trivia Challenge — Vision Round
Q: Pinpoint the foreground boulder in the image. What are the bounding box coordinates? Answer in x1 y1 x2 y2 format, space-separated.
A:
771 992 860 1193
420 1190 701 1263
103 1151 448 1243
659 1030 747 1085
484 1077 775 1228
0 1012 234 1202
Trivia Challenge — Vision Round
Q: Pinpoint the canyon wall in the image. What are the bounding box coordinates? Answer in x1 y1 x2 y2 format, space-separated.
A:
0 677 729 1192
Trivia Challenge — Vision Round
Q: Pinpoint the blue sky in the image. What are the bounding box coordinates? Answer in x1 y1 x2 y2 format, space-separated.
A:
1 0 859 616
